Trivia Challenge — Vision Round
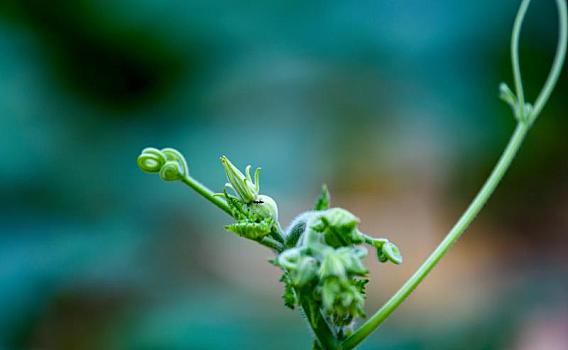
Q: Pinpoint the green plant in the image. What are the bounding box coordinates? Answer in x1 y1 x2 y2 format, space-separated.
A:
136 0 567 348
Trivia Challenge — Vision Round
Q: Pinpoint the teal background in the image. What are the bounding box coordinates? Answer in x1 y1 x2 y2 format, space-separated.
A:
1 0 567 349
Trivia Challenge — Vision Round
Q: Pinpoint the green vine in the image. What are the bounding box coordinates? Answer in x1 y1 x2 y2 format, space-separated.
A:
137 0 567 348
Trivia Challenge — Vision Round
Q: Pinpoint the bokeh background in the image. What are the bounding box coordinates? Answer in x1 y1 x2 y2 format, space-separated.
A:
1 0 567 349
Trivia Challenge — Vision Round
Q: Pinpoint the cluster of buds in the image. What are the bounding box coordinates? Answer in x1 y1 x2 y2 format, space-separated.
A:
278 244 369 327
275 193 402 333
138 150 403 342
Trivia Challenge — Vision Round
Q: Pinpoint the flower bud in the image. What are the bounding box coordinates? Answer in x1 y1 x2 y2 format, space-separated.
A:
220 155 259 203
320 277 366 325
336 247 368 275
246 194 279 222
315 208 365 247
293 256 318 287
321 208 359 233
320 250 347 280
377 241 403 265
277 248 302 270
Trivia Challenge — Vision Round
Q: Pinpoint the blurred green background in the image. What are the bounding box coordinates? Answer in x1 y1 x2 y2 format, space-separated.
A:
1 0 567 349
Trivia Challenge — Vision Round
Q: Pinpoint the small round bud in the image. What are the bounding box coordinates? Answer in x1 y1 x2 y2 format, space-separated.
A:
277 248 302 270
246 194 279 222
377 241 403 265
321 208 359 233
293 256 318 287
320 251 347 280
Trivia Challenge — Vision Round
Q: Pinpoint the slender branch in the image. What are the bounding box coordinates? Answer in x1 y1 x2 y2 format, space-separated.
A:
343 0 567 348
511 0 531 118
180 176 287 252
530 0 568 122
259 236 284 252
181 176 232 216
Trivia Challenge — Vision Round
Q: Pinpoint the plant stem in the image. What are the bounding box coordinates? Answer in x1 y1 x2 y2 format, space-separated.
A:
530 0 567 123
179 176 287 252
299 295 340 350
181 176 232 216
259 236 284 252
511 0 530 116
343 0 566 347
277 222 338 347
343 121 530 350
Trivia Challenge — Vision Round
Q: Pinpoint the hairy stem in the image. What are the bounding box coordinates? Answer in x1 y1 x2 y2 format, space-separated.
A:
259 236 284 252
300 295 339 350
181 174 336 344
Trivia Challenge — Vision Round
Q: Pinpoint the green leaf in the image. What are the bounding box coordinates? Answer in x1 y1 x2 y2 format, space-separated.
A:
320 252 347 280
316 208 365 247
312 341 324 350
280 273 297 309
499 82 517 108
353 278 369 296
285 220 306 248
225 220 272 240
314 184 330 211
321 208 358 232
293 257 319 287
224 190 248 219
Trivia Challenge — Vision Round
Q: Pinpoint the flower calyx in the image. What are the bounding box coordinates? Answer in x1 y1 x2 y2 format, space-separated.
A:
218 156 280 243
